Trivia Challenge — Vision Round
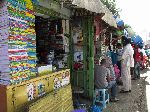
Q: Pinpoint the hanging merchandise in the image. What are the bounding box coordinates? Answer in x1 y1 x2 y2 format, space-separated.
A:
0 0 37 85
72 17 84 70
0 1 73 111
0 1 10 85
114 16 124 27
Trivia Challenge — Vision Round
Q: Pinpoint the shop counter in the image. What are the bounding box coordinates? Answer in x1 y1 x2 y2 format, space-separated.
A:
0 69 71 112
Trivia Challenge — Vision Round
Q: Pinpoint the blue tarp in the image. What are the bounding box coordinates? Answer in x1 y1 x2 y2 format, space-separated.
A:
117 20 124 27
114 16 124 27
131 35 144 47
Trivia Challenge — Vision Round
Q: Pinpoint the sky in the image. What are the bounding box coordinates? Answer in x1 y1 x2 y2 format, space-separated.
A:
116 0 150 42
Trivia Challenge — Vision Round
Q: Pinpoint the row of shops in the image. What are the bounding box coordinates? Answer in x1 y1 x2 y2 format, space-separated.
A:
0 0 122 112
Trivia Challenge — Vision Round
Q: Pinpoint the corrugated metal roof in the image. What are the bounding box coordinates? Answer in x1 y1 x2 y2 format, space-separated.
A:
101 6 117 28
62 0 106 13
71 0 106 14
62 0 117 28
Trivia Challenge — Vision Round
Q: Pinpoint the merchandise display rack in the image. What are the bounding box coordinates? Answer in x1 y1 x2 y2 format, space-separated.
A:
0 0 37 85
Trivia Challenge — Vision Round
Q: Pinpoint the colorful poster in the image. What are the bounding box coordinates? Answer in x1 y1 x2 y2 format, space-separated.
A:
54 77 61 89
27 83 34 101
38 83 45 97
61 71 70 86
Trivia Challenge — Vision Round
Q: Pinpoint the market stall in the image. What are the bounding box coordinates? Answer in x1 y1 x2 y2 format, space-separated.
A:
0 0 73 112
62 0 117 99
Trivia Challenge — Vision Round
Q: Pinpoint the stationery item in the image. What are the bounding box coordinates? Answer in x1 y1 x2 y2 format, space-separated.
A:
0 0 37 84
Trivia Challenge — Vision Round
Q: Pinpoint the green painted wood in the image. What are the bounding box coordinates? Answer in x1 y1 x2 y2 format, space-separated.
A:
82 17 87 92
69 20 75 86
88 16 94 98
69 16 95 98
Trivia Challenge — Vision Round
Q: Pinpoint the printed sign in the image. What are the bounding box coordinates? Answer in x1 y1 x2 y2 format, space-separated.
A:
27 84 34 101
54 77 62 89
61 71 70 86
38 83 45 97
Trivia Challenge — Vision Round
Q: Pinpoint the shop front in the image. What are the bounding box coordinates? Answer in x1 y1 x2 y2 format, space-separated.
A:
67 6 117 100
0 0 118 111
0 0 73 112
62 1 118 110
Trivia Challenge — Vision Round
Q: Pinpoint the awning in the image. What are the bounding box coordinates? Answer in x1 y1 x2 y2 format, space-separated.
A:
63 0 117 28
35 0 72 19
71 0 107 14
62 0 106 14
101 7 117 28
72 0 117 28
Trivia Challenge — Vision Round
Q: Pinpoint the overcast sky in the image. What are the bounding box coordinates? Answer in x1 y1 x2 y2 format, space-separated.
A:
116 0 150 41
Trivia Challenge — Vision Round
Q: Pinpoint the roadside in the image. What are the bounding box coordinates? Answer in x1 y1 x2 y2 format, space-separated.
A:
103 68 149 112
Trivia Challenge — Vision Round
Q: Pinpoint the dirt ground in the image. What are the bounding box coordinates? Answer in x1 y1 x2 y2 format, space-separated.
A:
103 68 149 112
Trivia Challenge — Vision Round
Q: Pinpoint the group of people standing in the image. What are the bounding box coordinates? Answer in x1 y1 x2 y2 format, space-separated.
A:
94 36 143 102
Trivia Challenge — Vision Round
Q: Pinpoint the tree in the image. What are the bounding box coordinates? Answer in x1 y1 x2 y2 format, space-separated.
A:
101 0 120 16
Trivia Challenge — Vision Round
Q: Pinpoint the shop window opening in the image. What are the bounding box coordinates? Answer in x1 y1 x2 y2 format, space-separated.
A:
35 15 69 73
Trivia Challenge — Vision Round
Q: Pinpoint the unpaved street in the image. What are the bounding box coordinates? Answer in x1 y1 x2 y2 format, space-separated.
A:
103 68 150 112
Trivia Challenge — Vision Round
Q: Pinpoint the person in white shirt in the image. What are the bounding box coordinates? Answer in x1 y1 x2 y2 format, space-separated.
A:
120 36 133 93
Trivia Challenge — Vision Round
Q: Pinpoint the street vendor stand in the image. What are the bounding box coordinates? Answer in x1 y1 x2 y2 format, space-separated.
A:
0 0 118 112
0 0 73 112
64 1 117 99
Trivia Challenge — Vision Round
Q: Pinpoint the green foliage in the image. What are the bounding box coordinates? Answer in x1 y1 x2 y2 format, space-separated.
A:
101 0 120 16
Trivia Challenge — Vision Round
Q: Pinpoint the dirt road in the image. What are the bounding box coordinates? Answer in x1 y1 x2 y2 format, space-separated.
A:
103 68 149 112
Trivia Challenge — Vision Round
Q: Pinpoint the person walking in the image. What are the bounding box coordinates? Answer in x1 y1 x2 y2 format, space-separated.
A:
120 36 133 93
